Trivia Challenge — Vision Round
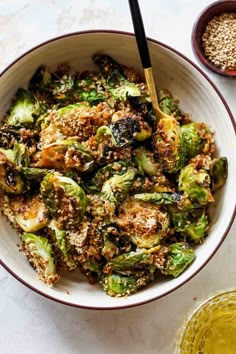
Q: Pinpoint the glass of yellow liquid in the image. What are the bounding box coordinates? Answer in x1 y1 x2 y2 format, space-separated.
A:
174 289 236 354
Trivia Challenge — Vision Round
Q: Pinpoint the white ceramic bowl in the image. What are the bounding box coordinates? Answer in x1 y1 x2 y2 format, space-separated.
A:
0 31 235 309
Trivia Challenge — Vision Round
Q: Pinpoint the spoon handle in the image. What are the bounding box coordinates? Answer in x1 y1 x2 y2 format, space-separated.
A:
128 0 160 119
128 0 151 69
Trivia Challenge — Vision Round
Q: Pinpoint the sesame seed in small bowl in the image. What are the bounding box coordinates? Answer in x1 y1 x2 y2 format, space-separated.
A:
192 0 236 77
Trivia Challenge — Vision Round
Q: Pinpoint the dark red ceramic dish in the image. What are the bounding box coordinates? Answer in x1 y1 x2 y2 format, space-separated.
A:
192 0 236 77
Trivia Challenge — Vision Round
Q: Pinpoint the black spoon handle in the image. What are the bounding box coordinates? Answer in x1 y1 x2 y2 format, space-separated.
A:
128 0 151 69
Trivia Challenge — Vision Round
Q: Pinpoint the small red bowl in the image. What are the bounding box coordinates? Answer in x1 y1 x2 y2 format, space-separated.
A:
192 0 236 77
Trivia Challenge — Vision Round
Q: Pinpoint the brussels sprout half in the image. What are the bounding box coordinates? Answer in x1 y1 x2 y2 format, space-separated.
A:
178 162 214 210
48 220 77 270
210 157 228 191
169 207 210 243
164 242 196 278
100 168 136 206
14 194 49 232
40 172 87 228
7 88 41 127
101 272 154 297
22 233 59 286
117 198 170 249
153 117 185 173
40 138 95 172
181 122 215 159
134 146 159 177
105 251 154 275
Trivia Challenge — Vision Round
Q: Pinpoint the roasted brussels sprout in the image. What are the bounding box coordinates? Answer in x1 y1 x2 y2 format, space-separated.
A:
40 102 112 146
178 162 214 210
134 146 159 176
74 72 106 105
134 192 181 205
29 65 52 92
164 242 196 277
101 272 154 297
85 124 132 166
100 223 120 260
181 122 215 159
7 88 41 126
210 157 228 191
40 138 95 172
92 160 129 190
158 89 183 120
22 233 60 285
99 221 132 260
0 148 25 194
93 54 141 103
40 172 87 227
48 220 77 270
105 251 154 275
117 197 169 248
93 54 126 84
169 208 210 243
153 117 185 173
14 194 49 232
100 168 136 206
29 64 75 106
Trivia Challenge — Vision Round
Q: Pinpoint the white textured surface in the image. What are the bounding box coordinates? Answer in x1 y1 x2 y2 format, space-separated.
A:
0 0 235 353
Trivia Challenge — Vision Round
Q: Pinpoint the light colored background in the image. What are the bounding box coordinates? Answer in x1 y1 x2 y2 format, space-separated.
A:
0 1 235 353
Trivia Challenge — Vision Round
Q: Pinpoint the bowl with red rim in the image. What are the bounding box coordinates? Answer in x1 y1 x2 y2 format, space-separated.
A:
0 30 235 309
191 0 236 77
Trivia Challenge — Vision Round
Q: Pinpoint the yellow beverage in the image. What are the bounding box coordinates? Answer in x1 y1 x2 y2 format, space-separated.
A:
175 290 236 354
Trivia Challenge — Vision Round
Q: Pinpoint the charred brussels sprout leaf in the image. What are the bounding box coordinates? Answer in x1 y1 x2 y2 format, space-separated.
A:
210 157 228 191
99 222 131 260
106 251 153 275
109 116 152 147
134 192 181 205
154 117 185 173
48 220 77 270
29 65 52 91
0 148 25 194
164 242 196 277
40 172 87 227
22 233 60 285
21 167 50 182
